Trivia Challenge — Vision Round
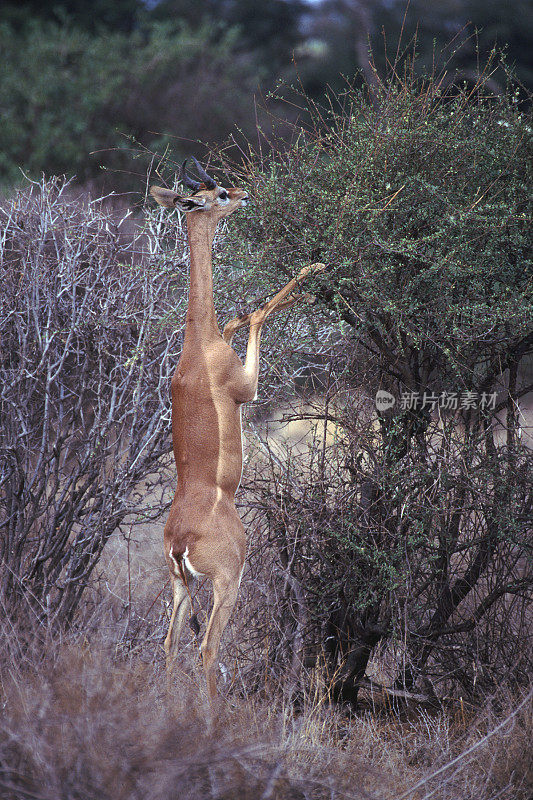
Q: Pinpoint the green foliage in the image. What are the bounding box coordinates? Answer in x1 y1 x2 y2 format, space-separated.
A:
153 0 307 70
230 75 532 392
0 20 120 183
0 18 255 186
1 0 531 190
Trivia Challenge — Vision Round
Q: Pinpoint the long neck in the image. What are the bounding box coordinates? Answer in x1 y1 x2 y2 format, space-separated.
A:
184 214 219 339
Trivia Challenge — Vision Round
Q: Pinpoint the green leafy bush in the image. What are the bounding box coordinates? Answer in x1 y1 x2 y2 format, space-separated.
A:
230 77 532 394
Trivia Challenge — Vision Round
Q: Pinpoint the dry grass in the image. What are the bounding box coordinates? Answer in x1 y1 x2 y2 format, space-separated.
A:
0 596 531 800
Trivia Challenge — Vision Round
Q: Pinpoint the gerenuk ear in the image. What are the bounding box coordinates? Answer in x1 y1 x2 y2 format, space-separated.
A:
150 186 206 211
150 186 181 208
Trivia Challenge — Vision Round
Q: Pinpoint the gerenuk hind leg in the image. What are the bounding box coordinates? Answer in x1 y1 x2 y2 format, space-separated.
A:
164 576 192 681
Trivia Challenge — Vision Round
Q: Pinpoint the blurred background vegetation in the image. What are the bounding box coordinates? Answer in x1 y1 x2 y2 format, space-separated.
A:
0 0 532 189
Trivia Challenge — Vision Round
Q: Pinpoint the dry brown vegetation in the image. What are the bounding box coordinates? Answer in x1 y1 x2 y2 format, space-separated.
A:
1 425 531 799
1 593 531 800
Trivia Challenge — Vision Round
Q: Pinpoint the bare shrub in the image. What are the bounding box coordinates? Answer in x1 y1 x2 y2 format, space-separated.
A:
0 177 186 628
232 372 532 707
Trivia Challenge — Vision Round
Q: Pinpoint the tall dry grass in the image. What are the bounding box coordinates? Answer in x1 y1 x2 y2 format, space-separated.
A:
1 587 531 800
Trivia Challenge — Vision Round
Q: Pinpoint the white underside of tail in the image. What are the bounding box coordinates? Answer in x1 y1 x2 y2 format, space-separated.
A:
169 545 205 578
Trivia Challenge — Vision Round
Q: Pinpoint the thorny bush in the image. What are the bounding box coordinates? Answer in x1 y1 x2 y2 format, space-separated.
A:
217 64 533 705
0 177 187 627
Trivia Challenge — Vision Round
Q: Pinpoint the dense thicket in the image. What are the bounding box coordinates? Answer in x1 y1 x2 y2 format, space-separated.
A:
221 69 533 704
0 20 256 187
